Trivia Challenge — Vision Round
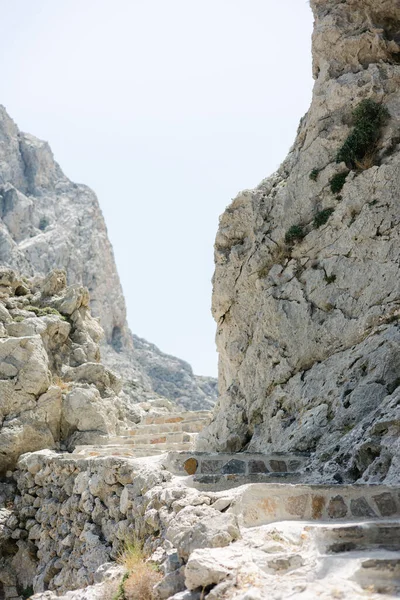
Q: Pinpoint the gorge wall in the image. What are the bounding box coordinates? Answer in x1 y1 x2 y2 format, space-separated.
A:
197 0 400 484
0 109 216 411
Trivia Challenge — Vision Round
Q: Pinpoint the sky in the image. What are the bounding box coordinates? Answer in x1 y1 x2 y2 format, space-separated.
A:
0 1 314 377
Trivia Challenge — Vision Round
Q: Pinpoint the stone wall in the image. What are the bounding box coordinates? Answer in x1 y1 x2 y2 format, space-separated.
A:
4 450 400 599
6 451 240 597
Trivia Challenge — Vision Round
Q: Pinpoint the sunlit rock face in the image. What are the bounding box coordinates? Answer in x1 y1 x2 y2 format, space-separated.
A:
0 107 217 410
197 0 400 484
0 268 132 473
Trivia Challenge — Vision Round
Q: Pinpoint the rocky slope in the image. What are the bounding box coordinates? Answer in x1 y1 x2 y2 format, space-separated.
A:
132 335 217 411
197 0 400 484
0 267 180 474
0 108 217 410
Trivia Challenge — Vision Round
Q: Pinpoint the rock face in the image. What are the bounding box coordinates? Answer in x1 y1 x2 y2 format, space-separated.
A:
198 0 400 484
0 268 177 474
132 335 217 411
0 107 217 410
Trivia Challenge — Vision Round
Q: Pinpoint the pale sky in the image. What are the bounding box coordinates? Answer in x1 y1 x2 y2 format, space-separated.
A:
0 1 314 377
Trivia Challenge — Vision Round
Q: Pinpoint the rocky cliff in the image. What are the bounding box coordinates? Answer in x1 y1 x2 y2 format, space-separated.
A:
0 106 217 410
198 0 400 484
0 267 179 475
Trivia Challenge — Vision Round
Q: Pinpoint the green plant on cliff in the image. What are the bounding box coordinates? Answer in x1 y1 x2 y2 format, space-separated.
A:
26 305 67 321
38 216 49 231
336 99 390 168
309 168 320 181
18 585 34 600
313 207 334 229
285 224 305 244
330 172 348 193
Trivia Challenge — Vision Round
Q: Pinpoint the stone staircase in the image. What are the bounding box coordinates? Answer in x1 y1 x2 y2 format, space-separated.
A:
69 438 400 596
168 451 400 596
73 411 211 458
306 520 400 596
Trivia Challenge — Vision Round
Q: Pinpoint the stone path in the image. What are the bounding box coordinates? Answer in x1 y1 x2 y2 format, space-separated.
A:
73 410 211 458
71 422 400 596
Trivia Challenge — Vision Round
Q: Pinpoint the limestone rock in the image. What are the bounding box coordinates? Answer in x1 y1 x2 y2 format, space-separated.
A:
198 0 400 482
166 505 240 560
0 107 216 410
0 270 137 473
132 335 217 411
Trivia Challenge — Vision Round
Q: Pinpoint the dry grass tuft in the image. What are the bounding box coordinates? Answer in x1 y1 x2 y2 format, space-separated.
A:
354 148 376 171
53 376 70 391
115 540 161 600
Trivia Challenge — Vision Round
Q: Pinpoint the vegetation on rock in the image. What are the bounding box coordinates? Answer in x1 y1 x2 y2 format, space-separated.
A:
285 224 305 244
330 172 348 193
313 208 334 229
309 168 320 181
336 99 390 168
115 540 161 600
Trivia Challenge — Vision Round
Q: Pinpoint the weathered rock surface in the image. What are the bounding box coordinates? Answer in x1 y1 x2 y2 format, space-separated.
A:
132 335 217 411
4 450 400 600
197 0 400 484
0 106 217 410
0 268 178 474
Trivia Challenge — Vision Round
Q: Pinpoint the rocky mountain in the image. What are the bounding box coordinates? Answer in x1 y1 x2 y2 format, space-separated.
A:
0 267 181 474
0 107 217 410
132 335 217 411
197 0 400 484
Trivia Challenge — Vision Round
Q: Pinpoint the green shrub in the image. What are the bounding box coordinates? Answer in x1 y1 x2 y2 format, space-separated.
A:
336 99 390 168
309 168 320 181
313 207 334 229
26 305 67 321
18 585 34 600
330 172 348 193
285 225 305 244
13 316 25 322
38 217 49 231
324 273 336 284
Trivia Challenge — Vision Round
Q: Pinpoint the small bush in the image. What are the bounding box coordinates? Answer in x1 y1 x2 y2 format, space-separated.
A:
19 585 34 600
336 99 390 168
330 172 348 193
13 316 25 322
116 540 161 600
285 225 305 244
38 217 49 231
309 168 320 181
313 208 334 229
26 305 67 321
26 305 41 315
324 273 336 284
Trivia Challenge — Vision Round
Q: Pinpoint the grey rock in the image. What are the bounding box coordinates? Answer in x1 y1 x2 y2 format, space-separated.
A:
197 0 400 482
0 106 216 411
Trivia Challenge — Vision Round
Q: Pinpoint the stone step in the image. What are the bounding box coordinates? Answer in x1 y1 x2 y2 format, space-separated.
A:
72 442 195 459
228 484 400 526
106 431 198 447
193 472 302 491
142 411 211 426
315 521 400 554
165 451 309 476
122 419 208 436
357 556 400 592
314 550 400 595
